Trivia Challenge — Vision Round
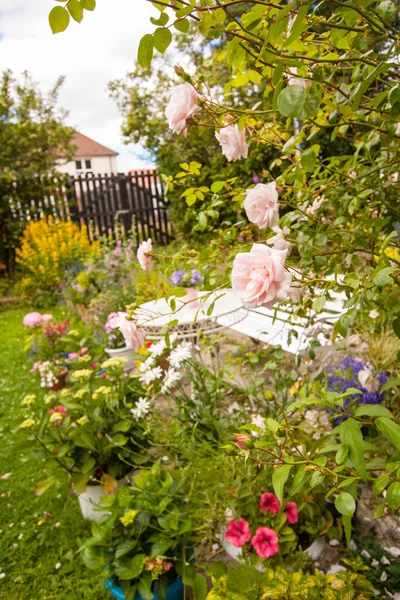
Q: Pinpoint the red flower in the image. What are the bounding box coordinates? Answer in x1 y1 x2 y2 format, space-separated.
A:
260 492 280 515
284 502 298 524
252 527 279 558
225 518 251 548
49 405 67 426
91 363 97 369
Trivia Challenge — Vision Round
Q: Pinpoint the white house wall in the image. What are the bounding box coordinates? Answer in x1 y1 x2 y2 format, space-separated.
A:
57 155 118 176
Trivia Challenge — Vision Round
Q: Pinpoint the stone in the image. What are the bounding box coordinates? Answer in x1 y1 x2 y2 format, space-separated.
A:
361 549 372 560
329 539 341 547
381 556 390 565
327 565 347 575
304 537 326 561
349 540 357 551
380 572 388 582
385 546 400 558
371 559 380 567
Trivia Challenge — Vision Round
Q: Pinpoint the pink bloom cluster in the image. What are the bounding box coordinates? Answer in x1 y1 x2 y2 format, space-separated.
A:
105 312 119 333
23 312 53 328
67 347 88 360
165 83 200 136
224 492 298 559
137 239 153 272
231 244 292 309
117 312 146 351
215 124 249 162
49 405 67 427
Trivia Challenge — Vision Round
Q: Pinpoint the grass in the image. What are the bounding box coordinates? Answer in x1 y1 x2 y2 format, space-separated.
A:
0 305 108 599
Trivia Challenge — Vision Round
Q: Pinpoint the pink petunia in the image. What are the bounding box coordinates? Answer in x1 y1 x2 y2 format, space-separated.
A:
137 239 153 272
260 492 280 515
252 527 279 558
225 518 251 548
284 502 298 524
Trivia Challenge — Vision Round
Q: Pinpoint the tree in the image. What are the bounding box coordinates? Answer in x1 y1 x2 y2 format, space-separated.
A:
0 70 74 273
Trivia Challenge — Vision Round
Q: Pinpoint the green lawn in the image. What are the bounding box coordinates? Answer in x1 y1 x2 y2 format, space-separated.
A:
0 306 108 600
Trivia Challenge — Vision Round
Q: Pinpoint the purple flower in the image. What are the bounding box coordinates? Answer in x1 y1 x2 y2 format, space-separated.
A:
190 269 204 285
171 270 185 285
252 172 260 184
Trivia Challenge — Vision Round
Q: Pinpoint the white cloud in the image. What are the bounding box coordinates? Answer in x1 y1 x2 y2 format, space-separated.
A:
0 0 157 171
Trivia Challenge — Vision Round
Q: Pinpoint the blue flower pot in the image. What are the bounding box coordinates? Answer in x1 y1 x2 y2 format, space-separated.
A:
105 577 184 600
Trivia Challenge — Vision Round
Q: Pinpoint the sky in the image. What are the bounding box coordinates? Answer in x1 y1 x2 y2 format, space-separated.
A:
0 0 160 171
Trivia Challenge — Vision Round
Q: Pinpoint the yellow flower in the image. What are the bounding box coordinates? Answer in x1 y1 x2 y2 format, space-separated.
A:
75 389 87 399
49 412 63 423
60 389 70 398
93 386 112 401
20 418 35 429
101 357 126 370
78 355 92 364
119 509 138 527
77 415 89 426
45 394 56 405
37 520 43 526
73 369 93 380
68 330 80 337
21 394 36 406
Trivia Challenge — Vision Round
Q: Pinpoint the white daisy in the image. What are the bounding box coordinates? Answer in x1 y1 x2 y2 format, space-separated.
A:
139 366 163 385
131 397 151 420
161 369 181 394
169 343 192 368
149 339 167 357
369 309 379 319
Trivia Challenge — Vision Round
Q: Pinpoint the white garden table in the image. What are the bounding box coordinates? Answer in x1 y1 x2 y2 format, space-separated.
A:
135 289 248 341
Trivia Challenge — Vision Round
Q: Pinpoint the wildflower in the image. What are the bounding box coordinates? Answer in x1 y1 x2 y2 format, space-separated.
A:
18 533 23 540
55 562 61 570
369 309 379 319
37 520 43 526
92 386 112 401
161 369 181 394
55 522 60 528
139 366 163 386
131 398 151 420
101 357 126 370
49 405 67 426
0 573 5 579
76 415 88 426
20 418 35 429
169 343 192 368
21 394 36 406
119 509 138 526
149 339 167 357
190 269 203 285
60 388 70 398
252 527 279 558
44 394 56 405
75 389 87 400
284 502 299 524
225 518 251 547
68 329 80 337
171 269 185 285
72 369 93 380
0 473 11 480
260 492 280 515
78 355 92 364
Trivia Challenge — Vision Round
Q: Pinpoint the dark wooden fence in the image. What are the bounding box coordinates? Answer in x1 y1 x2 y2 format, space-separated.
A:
9 170 172 245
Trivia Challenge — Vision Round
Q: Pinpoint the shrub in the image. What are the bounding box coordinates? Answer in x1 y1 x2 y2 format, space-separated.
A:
16 218 100 299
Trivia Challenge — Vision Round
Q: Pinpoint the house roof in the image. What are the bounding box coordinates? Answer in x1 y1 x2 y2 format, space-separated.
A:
71 132 118 157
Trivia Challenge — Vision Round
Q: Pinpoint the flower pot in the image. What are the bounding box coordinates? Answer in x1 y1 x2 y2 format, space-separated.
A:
105 346 135 372
50 368 68 391
77 484 110 521
106 577 184 600
182 287 200 308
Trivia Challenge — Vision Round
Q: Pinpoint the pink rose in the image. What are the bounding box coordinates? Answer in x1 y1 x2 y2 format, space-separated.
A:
137 239 153 272
117 312 146 351
260 492 280 515
165 83 200 135
105 312 119 333
80 347 88 355
215 124 249 162
225 518 251 547
41 314 54 324
268 226 292 254
231 244 292 309
235 434 252 450
244 182 279 230
284 502 298 524
23 312 44 327
252 527 279 558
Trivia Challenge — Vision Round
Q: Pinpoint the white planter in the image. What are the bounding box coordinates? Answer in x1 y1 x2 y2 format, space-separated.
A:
105 346 135 372
216 526 243 561
78 485 110 521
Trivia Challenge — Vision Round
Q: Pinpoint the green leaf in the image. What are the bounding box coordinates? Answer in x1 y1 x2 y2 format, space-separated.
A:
343 273 359 289
67 0 84 23
115 554 145 580
80 0 96 9
49 6 70 34
192 572 208 600
211 181 226 193
312 295 326 313
393 318 400 340
376 417 400 451
335 444 348 465
335 492 356 516
34 475 57 496
343 514 352 545
386 483 400 510
174 18 190 33
372 475 390 496
300 148 316 172
291 465 307 495
150 538 173 559
381 377 400 392
310 470 325 488
138 34 154 68
376 0 396 22
335 313 349 338
340 419 367 481
154 28 172 54
277 86 320 120
272 465 292 502
151 12 169 26
82 546 106 570
115 540 137 560
372 266 394 287
354 405 394 419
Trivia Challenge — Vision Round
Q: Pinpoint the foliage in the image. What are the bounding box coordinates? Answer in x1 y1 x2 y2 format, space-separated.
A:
19 353 153 494
0 306 108 599
79 463 195 600
205 562 375 600
16 218 100 302
0 70 74 274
